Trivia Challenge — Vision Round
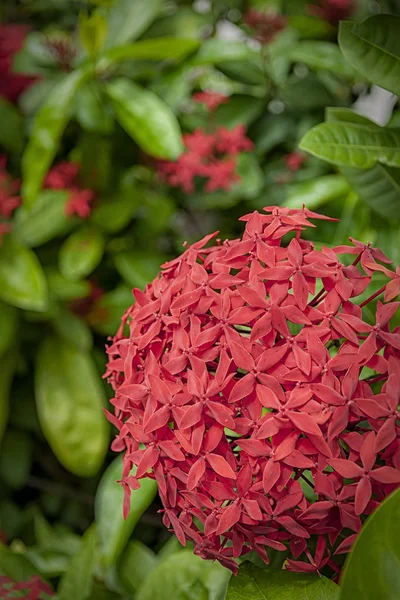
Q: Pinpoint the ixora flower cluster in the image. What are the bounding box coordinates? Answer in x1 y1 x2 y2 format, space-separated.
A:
44 161 95 218
156 125 253 194
0 575 53 599
105 207 400 575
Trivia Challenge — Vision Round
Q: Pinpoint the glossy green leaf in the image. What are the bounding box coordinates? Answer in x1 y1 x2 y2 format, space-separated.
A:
289 42 354 77
14 190 70 247
106 78 183 160
226 562 339 600
101 37 200 64
192 39 261 66
286 174 351 209
0 430 32 489
57 526 97 600
59 227 105 281
35 336 108 477
0 545 38 582
52 309 93 350
73 82 113 134
114 251 164 289
0 97 24 154
105 0 161 49
95 455 157 568
325 107 377 126
299 122 400 169
21 69 87 206
339 16 400 96
0 303 18 357
0 353 16 445
118 540 158 593
340 488 400 600
136 550 231 600
0 236 48 311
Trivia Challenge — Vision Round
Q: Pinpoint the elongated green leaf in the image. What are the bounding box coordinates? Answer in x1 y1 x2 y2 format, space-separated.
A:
57 526 97 600
0 353 16 444
59 227 105 281
341 164 400 220
22 69 87 206
339 16 400 96
105 0 161 49
226 562 338 600
0 236 48 311
35 336 108 477
73 82 113 135
52 309 93 351
285 174 351 209
289 41 354 77
14 190 70 247
106 78 183 159
0 545 38 582
136 551 231 600
340 489 400 600
0 97 23 154
192 39 261 66
325 107 377 126
95 455 157 568
101 37 200 64
114 252 164 289
118 540 158 593
0 302 18 356
299 122 400 169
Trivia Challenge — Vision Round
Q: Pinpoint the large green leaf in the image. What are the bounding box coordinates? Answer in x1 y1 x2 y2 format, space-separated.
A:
104 0 162 49
136 550 231 600
340 489 400 600
0 303 18 356
339 16 400 96
192 39 261 66
21 69 87 206
59 227 105 281
285 174 351 209
14 190 70 247
101 37 200 65
118 540 158 594
0 353 16 445
114 252 164 289
0 236 48 311
106 78 183 160
0 97 23 154
73 82 113 135
57 526 97 600
325 107 376 126
95 455 157 568
35 336 108 477
226 562 338 600
289 41 354 78
299 122 400 169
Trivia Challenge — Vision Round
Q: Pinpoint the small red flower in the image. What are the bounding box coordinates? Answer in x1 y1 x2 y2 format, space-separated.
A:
192 91 229 112
44 162 95 219
105 206 400 575
0 25 38 103
308 0 356 25
0 575 53 599
284 152 307 173
243 10 287 44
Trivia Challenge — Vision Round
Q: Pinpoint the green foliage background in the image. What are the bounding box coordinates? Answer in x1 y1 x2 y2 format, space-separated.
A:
1 0 400 598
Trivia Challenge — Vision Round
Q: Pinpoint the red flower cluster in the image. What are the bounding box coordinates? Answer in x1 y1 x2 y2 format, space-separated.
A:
243 10 287 44
44 161 95 218
0 575 53 599
0 24 37 103
284 152 307 173
0 155 20 244
105 207 400 575
308 0 355 25
192 91 229 112
156 126 253 194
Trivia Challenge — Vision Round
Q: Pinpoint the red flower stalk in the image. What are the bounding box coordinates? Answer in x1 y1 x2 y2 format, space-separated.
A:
105 206 400 575
243 10 287 44
0 24 38 103
308 0 356 25
156 125 253 194
44 161 95 218
192 91 229 112
0 575 53 599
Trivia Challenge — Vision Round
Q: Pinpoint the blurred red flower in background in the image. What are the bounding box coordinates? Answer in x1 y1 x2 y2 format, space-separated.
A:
0 155 21 244
192 91 229 112
105 206 400 575
284 152 307 173
44 161 95 218
308 0 356 25
243 10 287 44
0 24 37 103
0 575 53 599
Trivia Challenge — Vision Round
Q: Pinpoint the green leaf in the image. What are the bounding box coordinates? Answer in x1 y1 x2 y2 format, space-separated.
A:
325 107 377 126
90 191 138 233
287 15 333 39
0 353 16 445
282 73 335 110
0 545 38 582
78 133 112 192
214 96 264 129
299 122 400 169
101 37 200 64
90 285 133 336
0 430 32 489
339 16 400 96
136 551 231 600
285 174 351 209
73 82 113 134
106 78 183 159
114 252 164 289
105 0 161 49
340 488 400 600
192 39 260 66
46 268 90 301
95 455 157 568
118 540 158 593
253 114 295 155
24 547 71 578
14 190 70 247
57 526 97 600
21 69 87 206
59 227 105 281
79 11 107 57
289 41 355 77
226 562 339 600
35 336 108 477
52 309 93 351
0 97 24 154
0 236 48 311
0 303 18 357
